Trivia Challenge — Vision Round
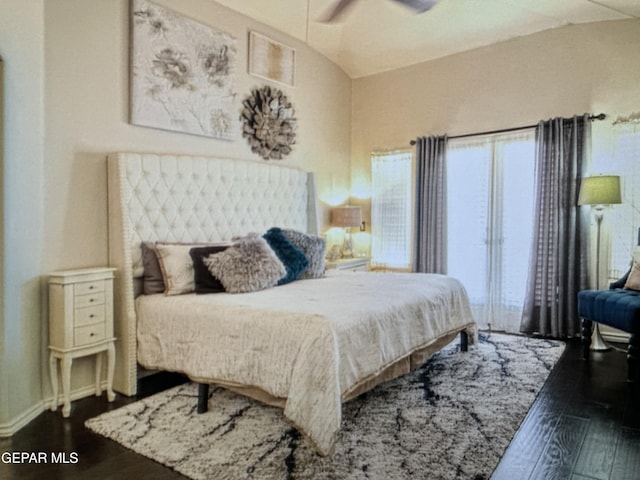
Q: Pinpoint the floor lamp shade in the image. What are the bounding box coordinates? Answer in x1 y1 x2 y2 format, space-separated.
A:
578 175 621 206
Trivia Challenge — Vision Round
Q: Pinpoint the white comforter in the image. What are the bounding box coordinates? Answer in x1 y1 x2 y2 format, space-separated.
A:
136 270 475 455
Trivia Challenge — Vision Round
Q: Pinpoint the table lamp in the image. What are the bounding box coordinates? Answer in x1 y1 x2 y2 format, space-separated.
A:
332 206 362 258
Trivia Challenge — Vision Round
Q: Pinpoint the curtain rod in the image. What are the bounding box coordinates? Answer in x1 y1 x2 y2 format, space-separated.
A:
409 113 606 145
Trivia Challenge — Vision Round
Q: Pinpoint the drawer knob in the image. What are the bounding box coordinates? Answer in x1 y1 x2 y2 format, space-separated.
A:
89 314 95 318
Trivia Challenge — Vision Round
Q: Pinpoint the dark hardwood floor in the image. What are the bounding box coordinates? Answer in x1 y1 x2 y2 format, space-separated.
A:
493 339 640 480
0 372 188 480
1 339 638 480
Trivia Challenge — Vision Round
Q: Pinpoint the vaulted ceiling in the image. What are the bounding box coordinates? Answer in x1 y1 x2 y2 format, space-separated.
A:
213 0 640 78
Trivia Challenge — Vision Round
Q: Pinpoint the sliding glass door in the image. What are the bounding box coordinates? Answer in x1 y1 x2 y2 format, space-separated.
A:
446 131 535 332
606 122 640 279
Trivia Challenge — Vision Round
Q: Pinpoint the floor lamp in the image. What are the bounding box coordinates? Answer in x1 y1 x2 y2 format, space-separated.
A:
578 175 622 350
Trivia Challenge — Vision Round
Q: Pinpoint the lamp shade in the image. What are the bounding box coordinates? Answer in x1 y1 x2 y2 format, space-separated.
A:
578 175 621 206
332 206 362 228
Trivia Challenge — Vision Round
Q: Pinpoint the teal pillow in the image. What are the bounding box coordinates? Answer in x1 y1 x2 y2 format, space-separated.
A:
281 229 326 279
263 227 309 285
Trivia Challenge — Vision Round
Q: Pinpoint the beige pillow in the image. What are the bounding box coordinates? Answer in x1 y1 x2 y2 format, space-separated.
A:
624 246 640 291
155 243 207 295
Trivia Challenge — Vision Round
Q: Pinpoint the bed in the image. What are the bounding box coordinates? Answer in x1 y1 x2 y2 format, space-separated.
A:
107 152 476 456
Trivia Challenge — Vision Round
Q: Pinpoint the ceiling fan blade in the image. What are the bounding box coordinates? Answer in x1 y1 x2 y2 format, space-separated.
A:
389 0 439 14
318 0 359 23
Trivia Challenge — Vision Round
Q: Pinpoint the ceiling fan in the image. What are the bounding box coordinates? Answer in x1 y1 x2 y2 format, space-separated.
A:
319 0 439 23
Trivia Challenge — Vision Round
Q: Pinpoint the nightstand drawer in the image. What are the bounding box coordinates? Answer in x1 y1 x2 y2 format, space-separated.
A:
351 264 368 272
74 323 106 346
74 305 105 327
74 291 105 309
326 257 370 272
75 280 106 296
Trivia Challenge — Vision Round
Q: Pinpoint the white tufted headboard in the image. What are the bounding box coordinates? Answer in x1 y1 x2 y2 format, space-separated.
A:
107 152 320 395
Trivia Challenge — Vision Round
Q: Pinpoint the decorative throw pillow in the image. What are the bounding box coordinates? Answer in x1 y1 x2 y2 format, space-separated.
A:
624 246 640 291
141 241 165 295
263 227 309 285
155 243 210 296
203 234 285 293
281 228 326 279
189 245 228 294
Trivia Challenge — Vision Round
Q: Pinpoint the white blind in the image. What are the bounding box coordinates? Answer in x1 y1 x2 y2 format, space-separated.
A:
370 151 413 269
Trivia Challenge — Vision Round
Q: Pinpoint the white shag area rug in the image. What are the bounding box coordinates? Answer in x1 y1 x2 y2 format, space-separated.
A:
85 333 565 480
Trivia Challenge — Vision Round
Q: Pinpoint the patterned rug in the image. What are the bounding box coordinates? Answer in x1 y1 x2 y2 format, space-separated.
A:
85 333 565 480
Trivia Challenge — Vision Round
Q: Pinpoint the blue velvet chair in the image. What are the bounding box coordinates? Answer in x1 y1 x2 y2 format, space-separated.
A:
578 229 640 382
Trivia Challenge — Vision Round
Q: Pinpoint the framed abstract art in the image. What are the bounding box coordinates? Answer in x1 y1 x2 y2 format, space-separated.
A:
130 0 237 140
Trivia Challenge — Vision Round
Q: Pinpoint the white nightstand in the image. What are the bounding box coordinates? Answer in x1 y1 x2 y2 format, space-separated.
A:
325 257 370 272
48 267 116 417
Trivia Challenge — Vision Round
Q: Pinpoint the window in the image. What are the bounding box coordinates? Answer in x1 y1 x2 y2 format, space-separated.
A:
446 131 536 332
370 151 413 269
607 121 640 278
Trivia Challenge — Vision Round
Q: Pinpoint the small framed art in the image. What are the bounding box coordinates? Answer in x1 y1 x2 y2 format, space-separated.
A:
248 31 295 87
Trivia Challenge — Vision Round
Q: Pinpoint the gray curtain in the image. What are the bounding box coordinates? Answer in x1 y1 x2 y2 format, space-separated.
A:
413 135 448 274
520 114 590 338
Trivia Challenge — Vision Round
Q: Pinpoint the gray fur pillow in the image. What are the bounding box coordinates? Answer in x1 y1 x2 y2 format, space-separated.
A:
282 229 326 279
203 234 286 293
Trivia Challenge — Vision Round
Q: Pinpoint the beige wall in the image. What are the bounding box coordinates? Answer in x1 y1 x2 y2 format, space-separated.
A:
0 0 351 432
351 19 640 212
0 0 46 433
43 0 352 273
